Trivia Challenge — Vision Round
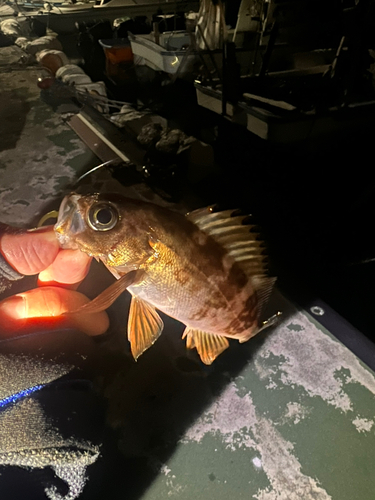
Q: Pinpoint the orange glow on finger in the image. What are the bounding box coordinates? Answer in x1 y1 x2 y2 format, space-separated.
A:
0 295 26 320
22 288 65 317
0 287 109 337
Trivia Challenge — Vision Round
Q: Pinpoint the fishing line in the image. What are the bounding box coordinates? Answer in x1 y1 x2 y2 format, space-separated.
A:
36 159 124 227
75 158 122 183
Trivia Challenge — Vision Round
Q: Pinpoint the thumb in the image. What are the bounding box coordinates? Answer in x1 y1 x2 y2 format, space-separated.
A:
0 226 59 275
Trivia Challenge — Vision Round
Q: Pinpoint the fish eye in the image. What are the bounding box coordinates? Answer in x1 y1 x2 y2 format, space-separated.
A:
87 203 119 231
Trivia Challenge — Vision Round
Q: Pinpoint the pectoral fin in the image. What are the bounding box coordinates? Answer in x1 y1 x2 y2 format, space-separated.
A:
182 327 229 365
128 296 164 360
66 269 145 315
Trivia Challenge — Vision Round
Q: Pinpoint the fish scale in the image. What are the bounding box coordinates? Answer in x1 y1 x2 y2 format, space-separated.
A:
130 239 231 330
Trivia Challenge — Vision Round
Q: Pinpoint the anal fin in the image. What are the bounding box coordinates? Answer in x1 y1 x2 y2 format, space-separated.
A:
182 328 229 365
128 296 164 361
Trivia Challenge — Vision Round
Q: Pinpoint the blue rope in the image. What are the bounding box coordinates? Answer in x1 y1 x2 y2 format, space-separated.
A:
0 385 45 408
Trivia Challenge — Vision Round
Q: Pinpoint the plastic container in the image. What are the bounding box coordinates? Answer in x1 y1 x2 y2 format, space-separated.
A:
99 38 133 65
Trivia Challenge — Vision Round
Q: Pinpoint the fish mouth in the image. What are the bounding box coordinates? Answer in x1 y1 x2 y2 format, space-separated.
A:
54 193 85 249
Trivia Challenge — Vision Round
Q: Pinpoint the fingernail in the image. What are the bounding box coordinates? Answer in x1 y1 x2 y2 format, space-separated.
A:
38 269 53 282
0 295 26 320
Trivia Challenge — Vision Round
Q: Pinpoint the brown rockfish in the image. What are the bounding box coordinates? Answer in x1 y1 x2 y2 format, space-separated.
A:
55 193 278 364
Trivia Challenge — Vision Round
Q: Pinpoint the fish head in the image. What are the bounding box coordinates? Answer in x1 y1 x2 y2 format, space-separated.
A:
54 192 153 268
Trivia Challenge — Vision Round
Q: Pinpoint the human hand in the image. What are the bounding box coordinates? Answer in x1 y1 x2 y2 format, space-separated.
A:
0 225 109 337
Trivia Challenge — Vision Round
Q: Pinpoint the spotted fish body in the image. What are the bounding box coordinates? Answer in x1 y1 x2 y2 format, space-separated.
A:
55 193 276 364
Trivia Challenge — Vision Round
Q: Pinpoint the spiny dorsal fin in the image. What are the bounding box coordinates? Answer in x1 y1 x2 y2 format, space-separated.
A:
185 205 216 224
128 296 164 361
182 327 229 365
186 206 269 279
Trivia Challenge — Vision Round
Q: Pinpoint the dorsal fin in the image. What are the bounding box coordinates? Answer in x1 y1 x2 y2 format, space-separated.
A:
186 206 269 280
185 205 216 222
186 206 276 316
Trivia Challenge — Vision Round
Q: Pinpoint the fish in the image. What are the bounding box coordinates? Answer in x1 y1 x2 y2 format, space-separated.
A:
54 193 278 365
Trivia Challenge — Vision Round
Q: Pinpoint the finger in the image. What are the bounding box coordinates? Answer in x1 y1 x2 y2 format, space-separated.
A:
0 226 59 275
0 287 109 337
38 249 92 285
